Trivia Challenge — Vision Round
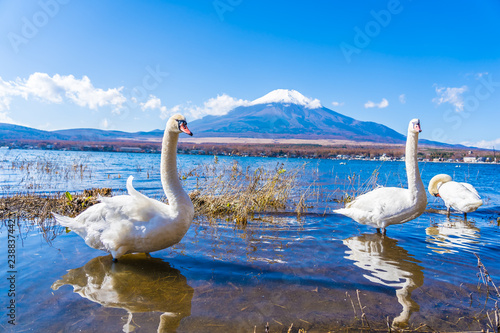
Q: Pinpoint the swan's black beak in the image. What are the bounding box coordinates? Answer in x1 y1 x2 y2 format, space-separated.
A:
414 123 422 132
178 120 193 136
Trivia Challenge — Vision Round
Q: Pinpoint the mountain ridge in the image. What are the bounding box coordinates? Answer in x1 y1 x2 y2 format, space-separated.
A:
0 89 468 149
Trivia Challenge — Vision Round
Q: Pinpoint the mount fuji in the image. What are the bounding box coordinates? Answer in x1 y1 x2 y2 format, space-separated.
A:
0 89 459 147
189 89 407 143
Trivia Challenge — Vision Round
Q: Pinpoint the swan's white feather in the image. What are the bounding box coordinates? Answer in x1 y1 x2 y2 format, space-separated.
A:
438 181 482 213
335 187 426 229
53 177 190 257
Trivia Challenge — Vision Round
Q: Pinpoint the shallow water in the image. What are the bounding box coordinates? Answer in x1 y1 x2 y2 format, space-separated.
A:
1 149 499 332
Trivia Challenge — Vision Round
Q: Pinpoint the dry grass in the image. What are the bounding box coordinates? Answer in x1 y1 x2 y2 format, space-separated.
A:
1 159 309 227
187 160 309 224
0 188 111 222
1 154 94 195
473 253 500 332
334 167 382 206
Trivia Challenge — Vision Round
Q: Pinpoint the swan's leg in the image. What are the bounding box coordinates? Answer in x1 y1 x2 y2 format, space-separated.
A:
145 252 152 258
382 228 387 236
376 228 381 233
447 207 451 217
464 212 467 220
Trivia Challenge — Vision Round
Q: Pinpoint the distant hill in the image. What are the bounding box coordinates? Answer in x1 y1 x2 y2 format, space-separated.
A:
0 123 68 141
0 123 163 143
0 89 467 148
52 128 163 142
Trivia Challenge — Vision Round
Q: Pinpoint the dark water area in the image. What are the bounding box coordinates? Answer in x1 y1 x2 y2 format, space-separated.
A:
1 149 499 332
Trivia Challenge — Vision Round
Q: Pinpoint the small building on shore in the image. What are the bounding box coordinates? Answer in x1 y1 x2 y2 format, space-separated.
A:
120 147 143 153
463 156 477 163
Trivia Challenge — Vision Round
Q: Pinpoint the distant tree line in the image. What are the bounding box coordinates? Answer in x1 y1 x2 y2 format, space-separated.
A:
0 138 493 161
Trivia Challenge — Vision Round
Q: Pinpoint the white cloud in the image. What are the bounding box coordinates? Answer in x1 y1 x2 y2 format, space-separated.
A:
432 85 468 112
364 98 389 109
331 101 344 107
0 111 16 124
0 73 127 112
399 94 406 104
163 94 251 120
461 138 500 149
204 94 251 115
140 95 167 114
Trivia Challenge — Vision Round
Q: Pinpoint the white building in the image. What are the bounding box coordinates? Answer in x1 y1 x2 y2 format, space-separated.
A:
463 156 476 163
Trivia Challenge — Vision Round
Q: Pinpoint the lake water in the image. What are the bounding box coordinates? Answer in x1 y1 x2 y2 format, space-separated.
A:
1 149 500 332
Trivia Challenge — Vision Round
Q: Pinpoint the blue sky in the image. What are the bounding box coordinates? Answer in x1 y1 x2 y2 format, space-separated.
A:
0 0 499 148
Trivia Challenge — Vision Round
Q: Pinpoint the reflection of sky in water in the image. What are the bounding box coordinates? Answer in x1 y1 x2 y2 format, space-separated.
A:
1 150 500 331
343 233 424 328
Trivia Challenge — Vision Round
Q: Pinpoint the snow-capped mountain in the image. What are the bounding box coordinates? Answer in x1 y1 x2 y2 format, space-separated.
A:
189 89 407 143
250 89 321 109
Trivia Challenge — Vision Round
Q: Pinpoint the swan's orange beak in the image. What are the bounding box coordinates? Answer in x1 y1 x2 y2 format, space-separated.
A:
180 123 193 136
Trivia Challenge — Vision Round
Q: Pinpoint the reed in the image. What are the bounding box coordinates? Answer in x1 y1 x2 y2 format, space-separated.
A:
187 160 308 224
0 188 111 222
334 166 382 205
1 160 309 227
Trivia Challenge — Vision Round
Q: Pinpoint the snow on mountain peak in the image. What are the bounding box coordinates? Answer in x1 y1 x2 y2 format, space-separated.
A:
251 89 322 109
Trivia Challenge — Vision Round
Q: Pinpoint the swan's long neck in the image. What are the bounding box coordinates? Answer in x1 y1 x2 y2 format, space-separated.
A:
160 130 192 209
405 131 425 196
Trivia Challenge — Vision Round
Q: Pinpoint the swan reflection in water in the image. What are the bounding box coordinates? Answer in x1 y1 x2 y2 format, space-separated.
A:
343 233 424 328
426 217 480 254
52 254 193 332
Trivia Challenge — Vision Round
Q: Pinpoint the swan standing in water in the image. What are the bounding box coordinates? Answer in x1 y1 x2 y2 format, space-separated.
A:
53 114 194 261
428 174 482 218
334 119 427 234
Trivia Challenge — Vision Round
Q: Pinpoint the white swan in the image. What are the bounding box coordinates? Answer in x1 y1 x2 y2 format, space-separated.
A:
428 174 482 218
53 114 195 261
334 119 427 234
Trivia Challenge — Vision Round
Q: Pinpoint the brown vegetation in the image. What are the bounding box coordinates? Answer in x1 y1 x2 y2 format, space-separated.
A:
2 137 496 160
188 160 309 224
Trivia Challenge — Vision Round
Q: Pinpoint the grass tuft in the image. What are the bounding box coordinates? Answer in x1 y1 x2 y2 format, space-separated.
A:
188 161 307 224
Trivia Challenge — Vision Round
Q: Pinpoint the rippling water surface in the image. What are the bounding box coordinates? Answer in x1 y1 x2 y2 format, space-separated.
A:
1 149 499 332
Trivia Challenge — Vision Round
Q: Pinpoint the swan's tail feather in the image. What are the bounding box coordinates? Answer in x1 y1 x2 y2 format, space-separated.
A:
333 208 353 217
52 212 78 228
126 176 151 202
463 199 483 213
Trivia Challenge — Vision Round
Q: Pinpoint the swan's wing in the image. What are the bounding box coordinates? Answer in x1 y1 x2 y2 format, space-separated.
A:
91 176 170 224
336 187 415 225
73 194 170 251
439 182 482 212
97 194 168 224
347 187 410 212
125 176 154 203
459 182 480 198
